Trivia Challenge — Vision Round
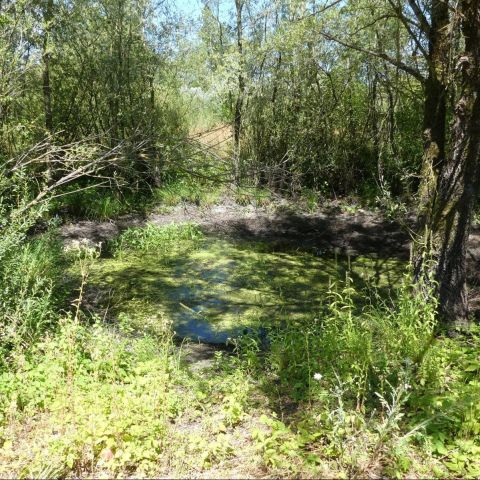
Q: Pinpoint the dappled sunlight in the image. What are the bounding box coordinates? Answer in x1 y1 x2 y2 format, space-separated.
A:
88 237 405 344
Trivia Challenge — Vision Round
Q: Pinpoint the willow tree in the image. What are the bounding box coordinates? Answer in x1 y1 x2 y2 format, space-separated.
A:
414 0 480 328
322 0 480 328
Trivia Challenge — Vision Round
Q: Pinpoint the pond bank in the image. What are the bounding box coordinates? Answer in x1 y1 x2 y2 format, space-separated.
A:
60 201 411 259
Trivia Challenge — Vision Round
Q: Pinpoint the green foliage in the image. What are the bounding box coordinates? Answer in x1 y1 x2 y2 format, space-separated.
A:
55 189 136 220
264 275 436 403
153 179 223 207
298 187 323 212
235 275 480 477
109 222 204 256
252 414 306 471
234 187 273 207
0 231 64 359
0 234 479 477
0 316 180 477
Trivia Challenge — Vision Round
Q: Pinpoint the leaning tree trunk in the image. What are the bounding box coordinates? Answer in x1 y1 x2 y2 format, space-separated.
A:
414 0 480 329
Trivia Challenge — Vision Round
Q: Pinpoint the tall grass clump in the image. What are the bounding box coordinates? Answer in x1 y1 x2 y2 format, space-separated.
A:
55 188 136 220
264 274 437 404
109 222 204 257
153 179 222 207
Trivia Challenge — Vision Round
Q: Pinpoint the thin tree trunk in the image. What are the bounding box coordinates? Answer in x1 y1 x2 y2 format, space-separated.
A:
233 0 244 185
42 0 53 134
42 0 54 185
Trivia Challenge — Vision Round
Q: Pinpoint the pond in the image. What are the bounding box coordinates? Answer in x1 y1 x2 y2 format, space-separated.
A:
88 237 405 344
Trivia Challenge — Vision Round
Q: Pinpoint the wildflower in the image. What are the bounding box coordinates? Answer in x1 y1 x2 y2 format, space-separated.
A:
404 383 411 390
313 373 323 381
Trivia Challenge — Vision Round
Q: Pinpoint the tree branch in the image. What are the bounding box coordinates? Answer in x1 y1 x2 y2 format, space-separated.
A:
386 0 429 59
407 0 431 34
319 30 426 82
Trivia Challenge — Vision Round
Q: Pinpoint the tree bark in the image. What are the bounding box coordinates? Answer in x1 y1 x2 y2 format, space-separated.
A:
414 0 480 328
415 0 450 224
41 0 54 186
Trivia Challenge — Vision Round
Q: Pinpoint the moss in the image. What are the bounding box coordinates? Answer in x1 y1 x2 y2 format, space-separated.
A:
87 238 405 343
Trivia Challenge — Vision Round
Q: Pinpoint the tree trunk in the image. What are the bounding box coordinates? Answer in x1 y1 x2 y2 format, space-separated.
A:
412 0 449 296
233 0 244 185
42 0 54 133
415 0 450 223
42 0 54 185
414 0 480 329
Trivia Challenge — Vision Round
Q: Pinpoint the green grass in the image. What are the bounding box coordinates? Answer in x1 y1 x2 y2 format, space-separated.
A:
234 187 274 208
53 188 150 220
0 231 64 361
109 222 204 256
152 179 223 208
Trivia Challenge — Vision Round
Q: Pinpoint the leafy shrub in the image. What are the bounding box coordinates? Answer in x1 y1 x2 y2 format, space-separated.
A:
0 316 180 477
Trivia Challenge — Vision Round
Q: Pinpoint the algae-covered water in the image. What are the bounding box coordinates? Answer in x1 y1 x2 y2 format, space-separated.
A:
89 237 405 344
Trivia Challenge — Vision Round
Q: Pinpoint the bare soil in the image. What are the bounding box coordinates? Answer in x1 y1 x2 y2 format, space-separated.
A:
60 201 411 256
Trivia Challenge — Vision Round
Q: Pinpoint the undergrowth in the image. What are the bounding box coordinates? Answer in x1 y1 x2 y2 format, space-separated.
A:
109 222 204 257
54 188 143 220
153 179 223 208
235 277 480 477
0 229 64 364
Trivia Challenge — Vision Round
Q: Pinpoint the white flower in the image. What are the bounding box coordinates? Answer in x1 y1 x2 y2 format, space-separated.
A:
313 373 323 381
404 383 411 390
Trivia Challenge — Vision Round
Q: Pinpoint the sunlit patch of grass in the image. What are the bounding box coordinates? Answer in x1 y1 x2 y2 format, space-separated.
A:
153 180 223 207
109 222 204 257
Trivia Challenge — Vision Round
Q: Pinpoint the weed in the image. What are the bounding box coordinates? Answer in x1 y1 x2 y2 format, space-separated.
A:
299 187 321 212
55 188 138 220
0 231 64 357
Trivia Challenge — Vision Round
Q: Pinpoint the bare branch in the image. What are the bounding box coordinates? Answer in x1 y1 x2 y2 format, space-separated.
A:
407 0 431 34
319 29 426 82
386 0 429 59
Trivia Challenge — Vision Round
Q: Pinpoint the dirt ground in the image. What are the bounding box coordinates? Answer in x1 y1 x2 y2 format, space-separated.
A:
60 201 410 256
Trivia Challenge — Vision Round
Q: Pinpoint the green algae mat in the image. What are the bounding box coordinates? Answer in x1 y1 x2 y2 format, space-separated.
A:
88 228 405 344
